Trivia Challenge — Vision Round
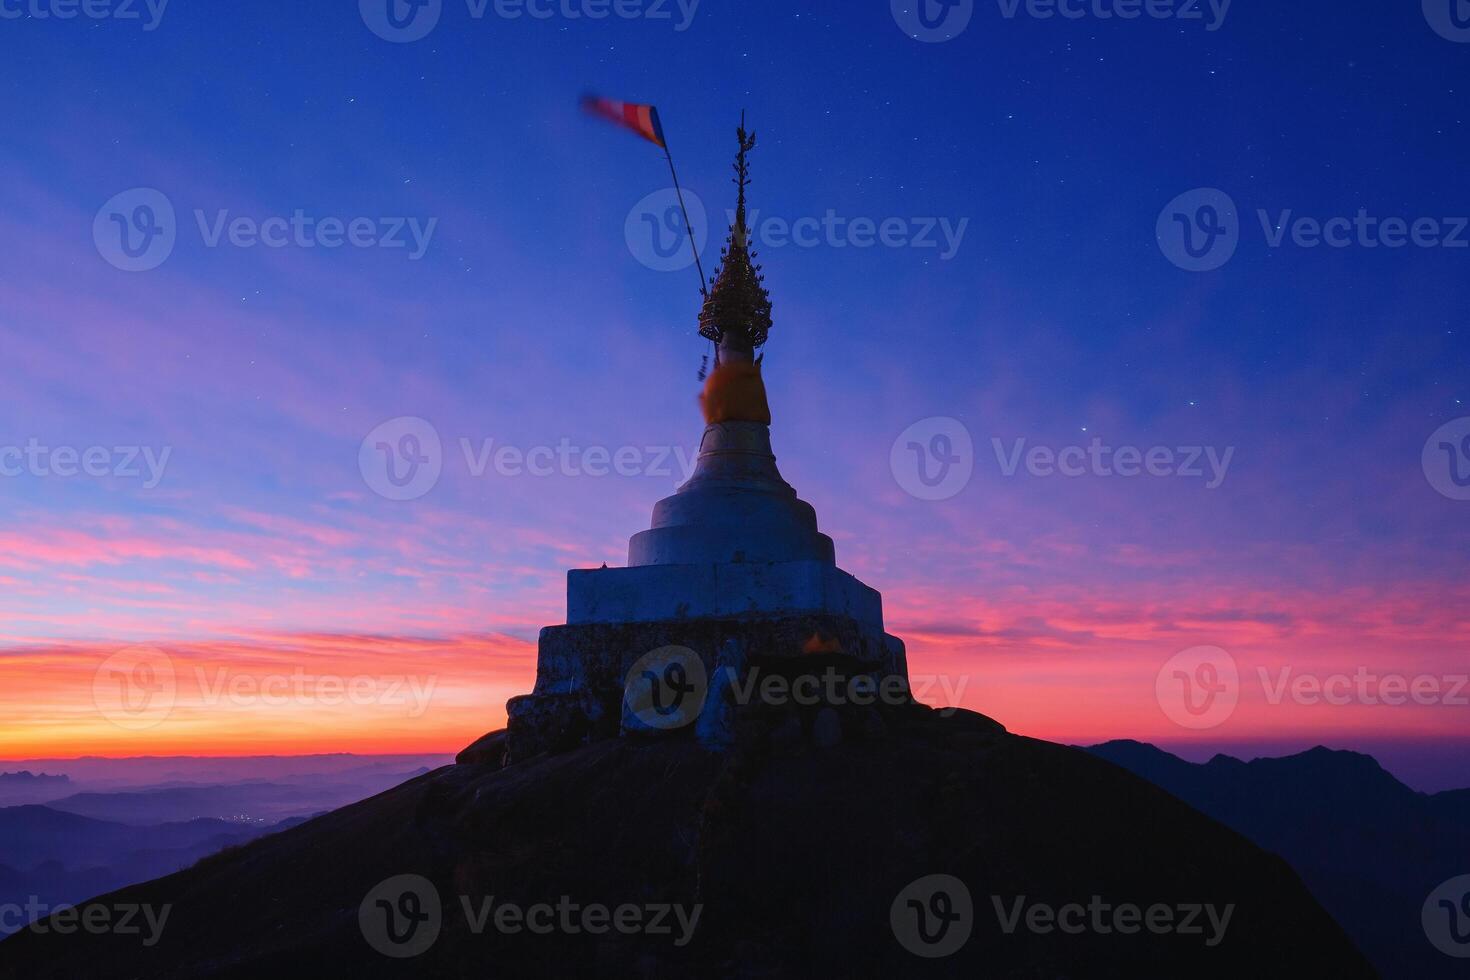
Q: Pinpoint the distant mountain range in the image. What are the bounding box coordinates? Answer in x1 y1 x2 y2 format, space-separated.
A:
0 805 306 938
0 772 74 807
0 804 295 871
40 776 428 825
0 758 443 938
0 754 453 793
1084 740 1470 979
0 772 69 786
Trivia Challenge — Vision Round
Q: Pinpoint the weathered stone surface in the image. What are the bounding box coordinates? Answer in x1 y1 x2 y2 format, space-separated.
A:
507 613 913 757
696 638 747 750
859 708 888 742
505 690 615 763
811 707 842 748
531 614 902 696
769 709 804 755
455 729 508 768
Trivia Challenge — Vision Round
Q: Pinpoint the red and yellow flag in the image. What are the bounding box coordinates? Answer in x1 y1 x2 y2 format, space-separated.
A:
581 94 666 148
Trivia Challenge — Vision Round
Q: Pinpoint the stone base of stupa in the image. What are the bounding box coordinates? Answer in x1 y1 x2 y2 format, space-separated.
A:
503 420 911 762
504 612 907 761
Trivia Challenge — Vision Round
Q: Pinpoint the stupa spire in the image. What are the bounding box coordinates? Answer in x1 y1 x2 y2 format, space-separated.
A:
698 113 773 355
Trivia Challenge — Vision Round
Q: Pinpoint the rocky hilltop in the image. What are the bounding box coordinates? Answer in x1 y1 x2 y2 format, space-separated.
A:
0 705 1373 979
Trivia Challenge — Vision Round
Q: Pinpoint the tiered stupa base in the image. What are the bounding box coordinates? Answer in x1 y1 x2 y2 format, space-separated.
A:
505 421 910 761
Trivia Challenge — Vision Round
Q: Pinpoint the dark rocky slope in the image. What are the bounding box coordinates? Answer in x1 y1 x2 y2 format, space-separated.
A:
0 708 1374 979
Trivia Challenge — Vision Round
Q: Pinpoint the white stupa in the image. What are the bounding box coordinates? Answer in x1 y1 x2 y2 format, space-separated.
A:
505 120 907 757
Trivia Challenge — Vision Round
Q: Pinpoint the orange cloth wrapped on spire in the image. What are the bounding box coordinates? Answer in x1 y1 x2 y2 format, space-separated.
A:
700 361 771 425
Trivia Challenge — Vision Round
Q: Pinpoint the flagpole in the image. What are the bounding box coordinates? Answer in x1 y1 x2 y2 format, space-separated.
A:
660 139 709 301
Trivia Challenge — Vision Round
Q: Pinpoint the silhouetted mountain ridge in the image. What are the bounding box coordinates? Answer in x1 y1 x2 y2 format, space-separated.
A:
1083 740 1468 979
0 710 1372 978
0 804 308 939
42 771 430 825
0 772 69 785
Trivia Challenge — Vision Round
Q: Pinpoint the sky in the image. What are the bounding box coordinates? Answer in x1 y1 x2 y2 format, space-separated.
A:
1 0 1468 788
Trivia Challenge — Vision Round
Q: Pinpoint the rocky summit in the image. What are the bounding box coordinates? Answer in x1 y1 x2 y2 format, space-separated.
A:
0 703 1373 978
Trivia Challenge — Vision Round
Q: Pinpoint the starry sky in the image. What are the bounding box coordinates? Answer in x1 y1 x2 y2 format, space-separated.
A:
1 0 1468 788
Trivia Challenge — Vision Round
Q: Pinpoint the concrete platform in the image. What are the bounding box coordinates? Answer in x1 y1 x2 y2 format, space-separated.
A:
567 560 884 629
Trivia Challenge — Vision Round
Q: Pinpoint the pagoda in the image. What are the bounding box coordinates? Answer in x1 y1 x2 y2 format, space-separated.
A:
505 120 909 757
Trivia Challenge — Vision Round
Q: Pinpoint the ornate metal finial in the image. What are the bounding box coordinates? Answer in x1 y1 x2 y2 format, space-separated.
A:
698 113 773 353
732 111 754 244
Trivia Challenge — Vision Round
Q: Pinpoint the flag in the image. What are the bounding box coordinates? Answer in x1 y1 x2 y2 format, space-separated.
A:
581 94 666 148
